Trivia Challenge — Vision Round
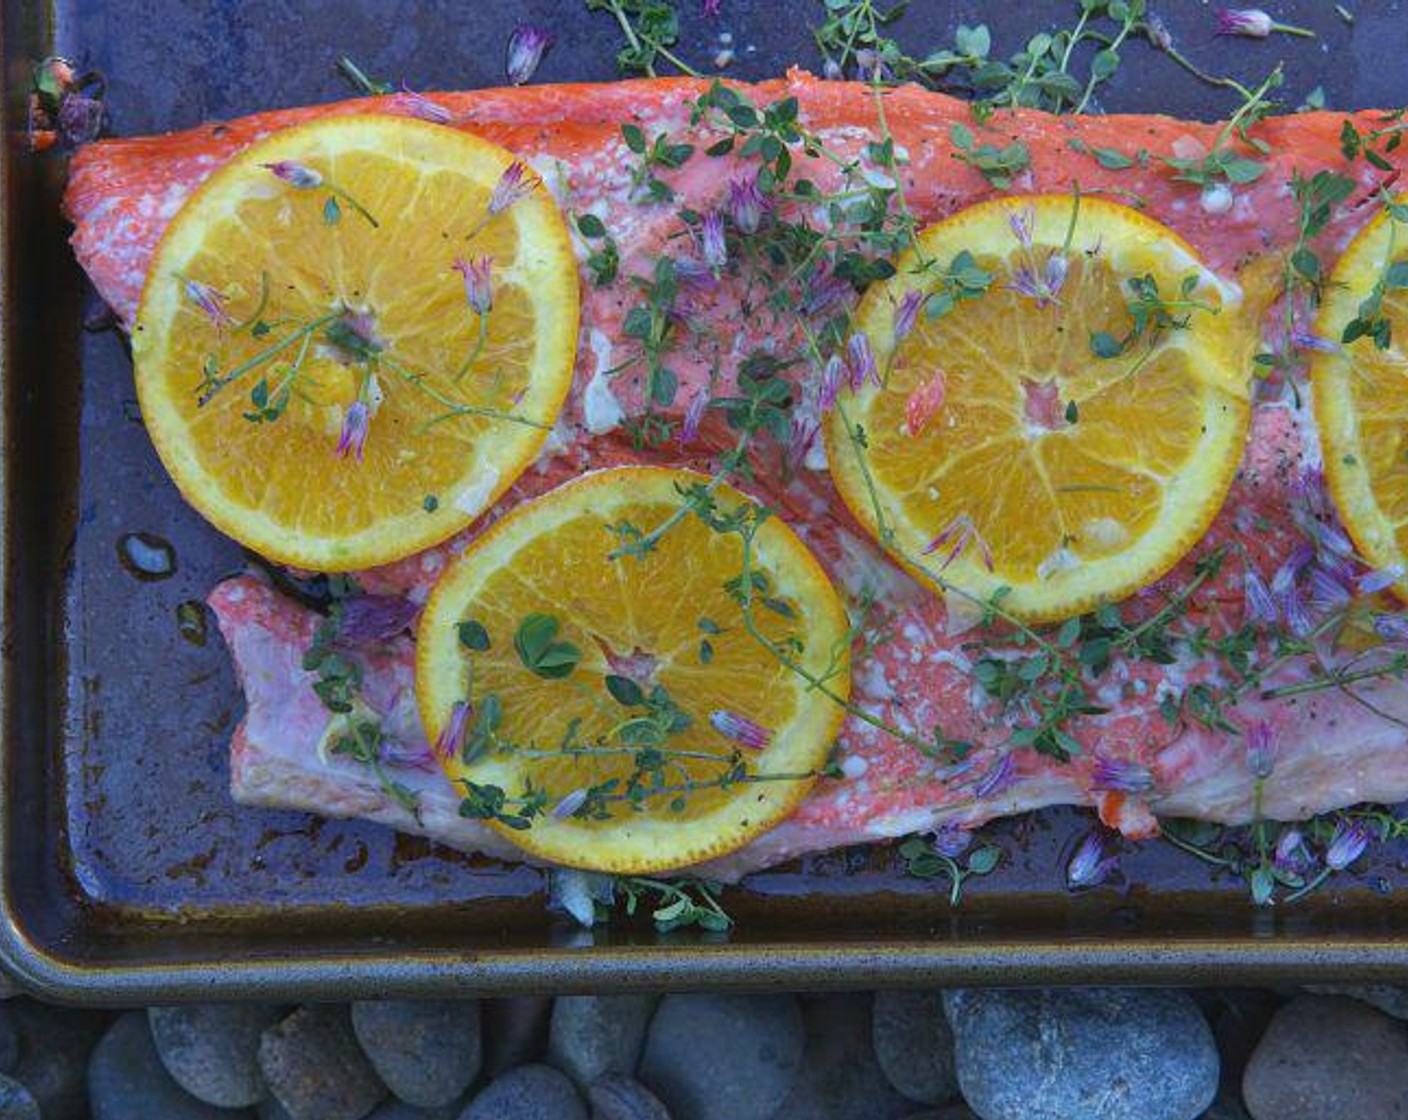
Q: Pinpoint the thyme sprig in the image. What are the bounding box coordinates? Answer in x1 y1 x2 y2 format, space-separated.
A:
586 0 702 77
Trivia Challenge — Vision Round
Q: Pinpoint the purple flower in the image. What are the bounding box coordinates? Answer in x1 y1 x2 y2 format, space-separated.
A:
679 389 708 446
1067 829 1119 888
1007 205 1035 248
710 709 772 750
1215 8 1274 37
801 266 852 318
432 700 471 762
1244 720 1276 779
1306 564 1352 615
1091 757 1155 795
1271 541 1314 598
818 354 844 411
822 58 844 81
262 160 323 189
379 738 437 771
922 513 994 572
1274 826 1312 874
1325 819 1371 870
551 787 589 820
972 753 1017 799
893 290 924 342
1280 585 1313 637
787 415 819 470
726 172 771 235
845 332 877 389
1373 613 1408 643
1009 254 1068 308
1244 568 1278 626
932 824 972 858
184 279 233 330
506 25 554 85
488 160 539 215
336 400 370 461
702 0 722 15
698 211 727 269
335 594 418 647
1291 328 1340 354
1359 565 1404 595
452 255 494 316
1145 13 1174 51
396 83 454 124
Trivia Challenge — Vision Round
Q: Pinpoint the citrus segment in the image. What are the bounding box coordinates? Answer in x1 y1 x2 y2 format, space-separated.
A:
416 467 851 873
134 114 578 571
823 194 1252 621
1313 199 1408 598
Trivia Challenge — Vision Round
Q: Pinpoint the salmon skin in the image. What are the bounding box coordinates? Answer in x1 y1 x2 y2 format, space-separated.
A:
65 72 1408 874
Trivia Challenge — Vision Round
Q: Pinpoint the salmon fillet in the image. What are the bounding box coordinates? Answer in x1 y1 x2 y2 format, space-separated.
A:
66 73 1408 874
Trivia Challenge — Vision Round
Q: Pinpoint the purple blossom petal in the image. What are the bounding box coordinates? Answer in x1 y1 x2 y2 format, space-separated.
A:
1325 819 1371 870
1007 205 1035 249
1042 254 1069 299
726 171 771 235
1067 829 1119 888
506 25 554 85
1243 568 1278 626
972 753 1017 799
1215 8 1274 37
1091 758 1155 795
336 401 370 462
452 255 494 316
551 787 589 820
801 267 852 318
893 290 924 342
1244 720 1276 780
679 389 708 447
818 354 844 412
396 83 454 124
1359 565 1405 595
699 211 727 269
1146 13 1174 51
1291 328 1340 354
1271 542 1315 597
57 93 105 146
432 700 471 762
931 824 972 858
1306 564 1352 616
786 415 820 470
379 738 437 771
335 594 419 647
710 709 772 750
1373 613 1408 643
1279 584 1313 637
488 160 539 215
183 279 233 330
262 160 323 189
845 332 877 389
1274 826 1312 874
702 0 722 15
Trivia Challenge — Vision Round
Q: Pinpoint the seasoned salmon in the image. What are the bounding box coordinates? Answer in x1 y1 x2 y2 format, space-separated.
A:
64 73 1408 874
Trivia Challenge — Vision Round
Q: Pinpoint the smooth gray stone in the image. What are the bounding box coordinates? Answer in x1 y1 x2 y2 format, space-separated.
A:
945 988 1218 1120
1243 995 1408 1119
0 1074 39 1120
1304 984 1408 1020
587 1075 671 1120
548 996 655 1086
639 994 804 1120
367 1095 469 1120
352 1001 481 1109
88 1013 247 1120
258 1007 385 1120
771 993 917 1119
149 1004 282 1108
872 991 958 1106
482 998 552 1076
458 1064 586 1120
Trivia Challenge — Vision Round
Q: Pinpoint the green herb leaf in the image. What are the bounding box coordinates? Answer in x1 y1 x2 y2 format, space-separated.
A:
457 620 491 652
514 613 582 679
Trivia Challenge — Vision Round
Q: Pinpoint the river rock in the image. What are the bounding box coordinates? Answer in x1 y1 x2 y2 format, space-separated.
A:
88 1013 243 1120
1242 994 1408 1119
771 993 916 1119
899 1109 980 1120
639 994 803 1120
1304 985 1408 1020
459 1063 586 1120
946 988 1218 1120
351 1001 481 1108
149 1004 281 1107
872 991 958 1106
586 1075 671 1120
258 1006 384 1120
482 999 552 1075
548 996 655 1086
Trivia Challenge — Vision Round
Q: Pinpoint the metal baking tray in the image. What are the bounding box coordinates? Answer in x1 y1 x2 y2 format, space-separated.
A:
4 0 1408 1004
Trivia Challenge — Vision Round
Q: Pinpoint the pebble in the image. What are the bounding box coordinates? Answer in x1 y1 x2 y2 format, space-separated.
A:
258 1006 385 1120
946 988 1218 1120
1305 984 1408 1020
459 1063 586 1120
351 1001 481 1108
0 1075 38 1120
872 991 959 1106
149 1004 282 1107
367 1098 469 1120
13 1002 110 1120
585 1075 672 1120
482 999 552 1076
1242 994 1408 1119
771 993 916 1119
88 1012 245 1120
638 994 804 1120
899 1109 980 1120
548 995 655 1086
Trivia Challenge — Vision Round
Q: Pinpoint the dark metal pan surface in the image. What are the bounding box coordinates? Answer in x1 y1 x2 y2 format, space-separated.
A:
4 0 1408 1003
